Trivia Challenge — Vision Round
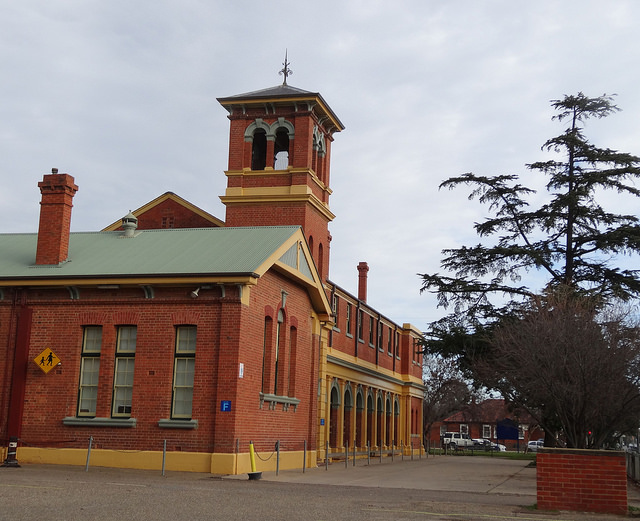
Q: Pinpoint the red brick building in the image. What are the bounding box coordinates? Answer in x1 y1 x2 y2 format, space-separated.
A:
429 398 544 451
0 79 425 472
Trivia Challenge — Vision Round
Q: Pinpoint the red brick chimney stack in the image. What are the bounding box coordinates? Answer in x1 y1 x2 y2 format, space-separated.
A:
357 261 369 302
35 169 78 265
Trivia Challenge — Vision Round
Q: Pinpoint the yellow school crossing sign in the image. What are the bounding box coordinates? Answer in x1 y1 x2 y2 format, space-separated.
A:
34 348 60 374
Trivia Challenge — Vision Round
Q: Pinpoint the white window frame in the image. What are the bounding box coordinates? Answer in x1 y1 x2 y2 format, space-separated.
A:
172 326 197 419
112 326 137 417
78 326 102 417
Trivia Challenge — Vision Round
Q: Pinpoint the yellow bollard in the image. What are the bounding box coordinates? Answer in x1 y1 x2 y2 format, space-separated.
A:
248 441 261 480
249 441 257 472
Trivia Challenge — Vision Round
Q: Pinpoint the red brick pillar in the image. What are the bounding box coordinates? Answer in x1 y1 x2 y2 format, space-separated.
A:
537 448 628 515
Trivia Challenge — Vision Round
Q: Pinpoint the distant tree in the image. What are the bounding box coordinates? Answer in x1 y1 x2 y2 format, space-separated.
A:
421 93 640 372
476 288 640 449
422 355 473 447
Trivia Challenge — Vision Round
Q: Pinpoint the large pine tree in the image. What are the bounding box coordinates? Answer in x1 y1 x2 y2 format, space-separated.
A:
421 93 640 322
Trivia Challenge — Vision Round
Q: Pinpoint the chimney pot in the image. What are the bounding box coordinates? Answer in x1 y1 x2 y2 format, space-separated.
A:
35 172 78 265
357 261 369 302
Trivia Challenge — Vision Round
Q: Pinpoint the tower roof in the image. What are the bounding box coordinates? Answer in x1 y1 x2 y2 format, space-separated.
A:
217 83 344 133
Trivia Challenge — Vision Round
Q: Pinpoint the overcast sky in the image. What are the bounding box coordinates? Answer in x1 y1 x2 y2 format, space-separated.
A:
2 1 640 330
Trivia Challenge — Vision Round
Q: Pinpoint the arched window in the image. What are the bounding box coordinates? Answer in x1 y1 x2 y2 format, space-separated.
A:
318 243 324 280
356 388 364 447
343 385 353 446
252 128 267 170
377 394 384 446
367 393 374 446
274 127 289 169
329 381 340 448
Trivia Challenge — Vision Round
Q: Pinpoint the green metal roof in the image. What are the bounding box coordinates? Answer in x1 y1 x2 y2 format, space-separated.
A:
0 226 302 280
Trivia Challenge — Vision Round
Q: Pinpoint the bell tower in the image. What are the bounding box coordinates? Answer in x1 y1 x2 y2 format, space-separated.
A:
217 60 344 282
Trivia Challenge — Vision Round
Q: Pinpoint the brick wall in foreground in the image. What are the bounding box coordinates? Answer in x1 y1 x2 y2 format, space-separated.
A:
537 448 627 515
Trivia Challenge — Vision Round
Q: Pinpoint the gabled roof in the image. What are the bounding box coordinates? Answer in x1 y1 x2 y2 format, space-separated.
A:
0 225 299 278
0 225 331 319
101 192 224 231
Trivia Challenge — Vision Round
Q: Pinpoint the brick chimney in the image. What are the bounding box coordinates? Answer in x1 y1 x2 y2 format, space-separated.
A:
357 261 369 302
35 169 78 265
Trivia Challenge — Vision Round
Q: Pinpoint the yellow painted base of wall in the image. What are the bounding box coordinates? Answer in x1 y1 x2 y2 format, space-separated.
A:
15 447 318 475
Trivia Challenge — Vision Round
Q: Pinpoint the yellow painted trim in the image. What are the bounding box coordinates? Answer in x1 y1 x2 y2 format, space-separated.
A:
327 350 423 390
0 276 259 287
224 168 332 195
250 229 332 320
16 447 317 475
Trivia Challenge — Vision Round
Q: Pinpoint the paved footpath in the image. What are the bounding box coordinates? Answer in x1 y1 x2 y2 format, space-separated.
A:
1 455 640 520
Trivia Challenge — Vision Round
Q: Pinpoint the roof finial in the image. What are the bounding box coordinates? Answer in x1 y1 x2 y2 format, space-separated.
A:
279 50 293 86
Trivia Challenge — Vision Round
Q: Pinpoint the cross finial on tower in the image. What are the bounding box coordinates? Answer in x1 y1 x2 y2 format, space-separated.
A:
279 50 293 86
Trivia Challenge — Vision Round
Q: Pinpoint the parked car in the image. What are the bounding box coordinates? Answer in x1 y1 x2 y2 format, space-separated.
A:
473 438 506 451
442 432 475 449
527 439 544 452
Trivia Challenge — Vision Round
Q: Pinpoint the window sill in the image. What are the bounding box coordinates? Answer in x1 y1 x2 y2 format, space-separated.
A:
63 417 137 428
260 393 300 411
345 333 353 339
158 419 198 429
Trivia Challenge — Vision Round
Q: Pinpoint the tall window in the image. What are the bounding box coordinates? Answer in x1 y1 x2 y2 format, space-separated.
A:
78 326 102 417
172 326 197 418
274 310 284 395
112 326 137 417
387 326 393 354
369 316 374 345
357 310 364 341
346 303 352 336
332 294 339 325
395 331 400 358
262 317 273 393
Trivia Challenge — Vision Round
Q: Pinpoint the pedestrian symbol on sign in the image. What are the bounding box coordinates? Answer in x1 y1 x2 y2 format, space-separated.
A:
33 348 60 374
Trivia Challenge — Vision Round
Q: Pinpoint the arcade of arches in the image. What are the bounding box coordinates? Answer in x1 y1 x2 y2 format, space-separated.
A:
326 378 422 453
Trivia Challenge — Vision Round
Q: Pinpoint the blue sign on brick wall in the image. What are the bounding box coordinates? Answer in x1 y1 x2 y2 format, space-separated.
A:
220 400 232 412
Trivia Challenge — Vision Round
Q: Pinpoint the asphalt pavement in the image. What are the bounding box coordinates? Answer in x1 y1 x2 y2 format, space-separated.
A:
2 454 640 520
